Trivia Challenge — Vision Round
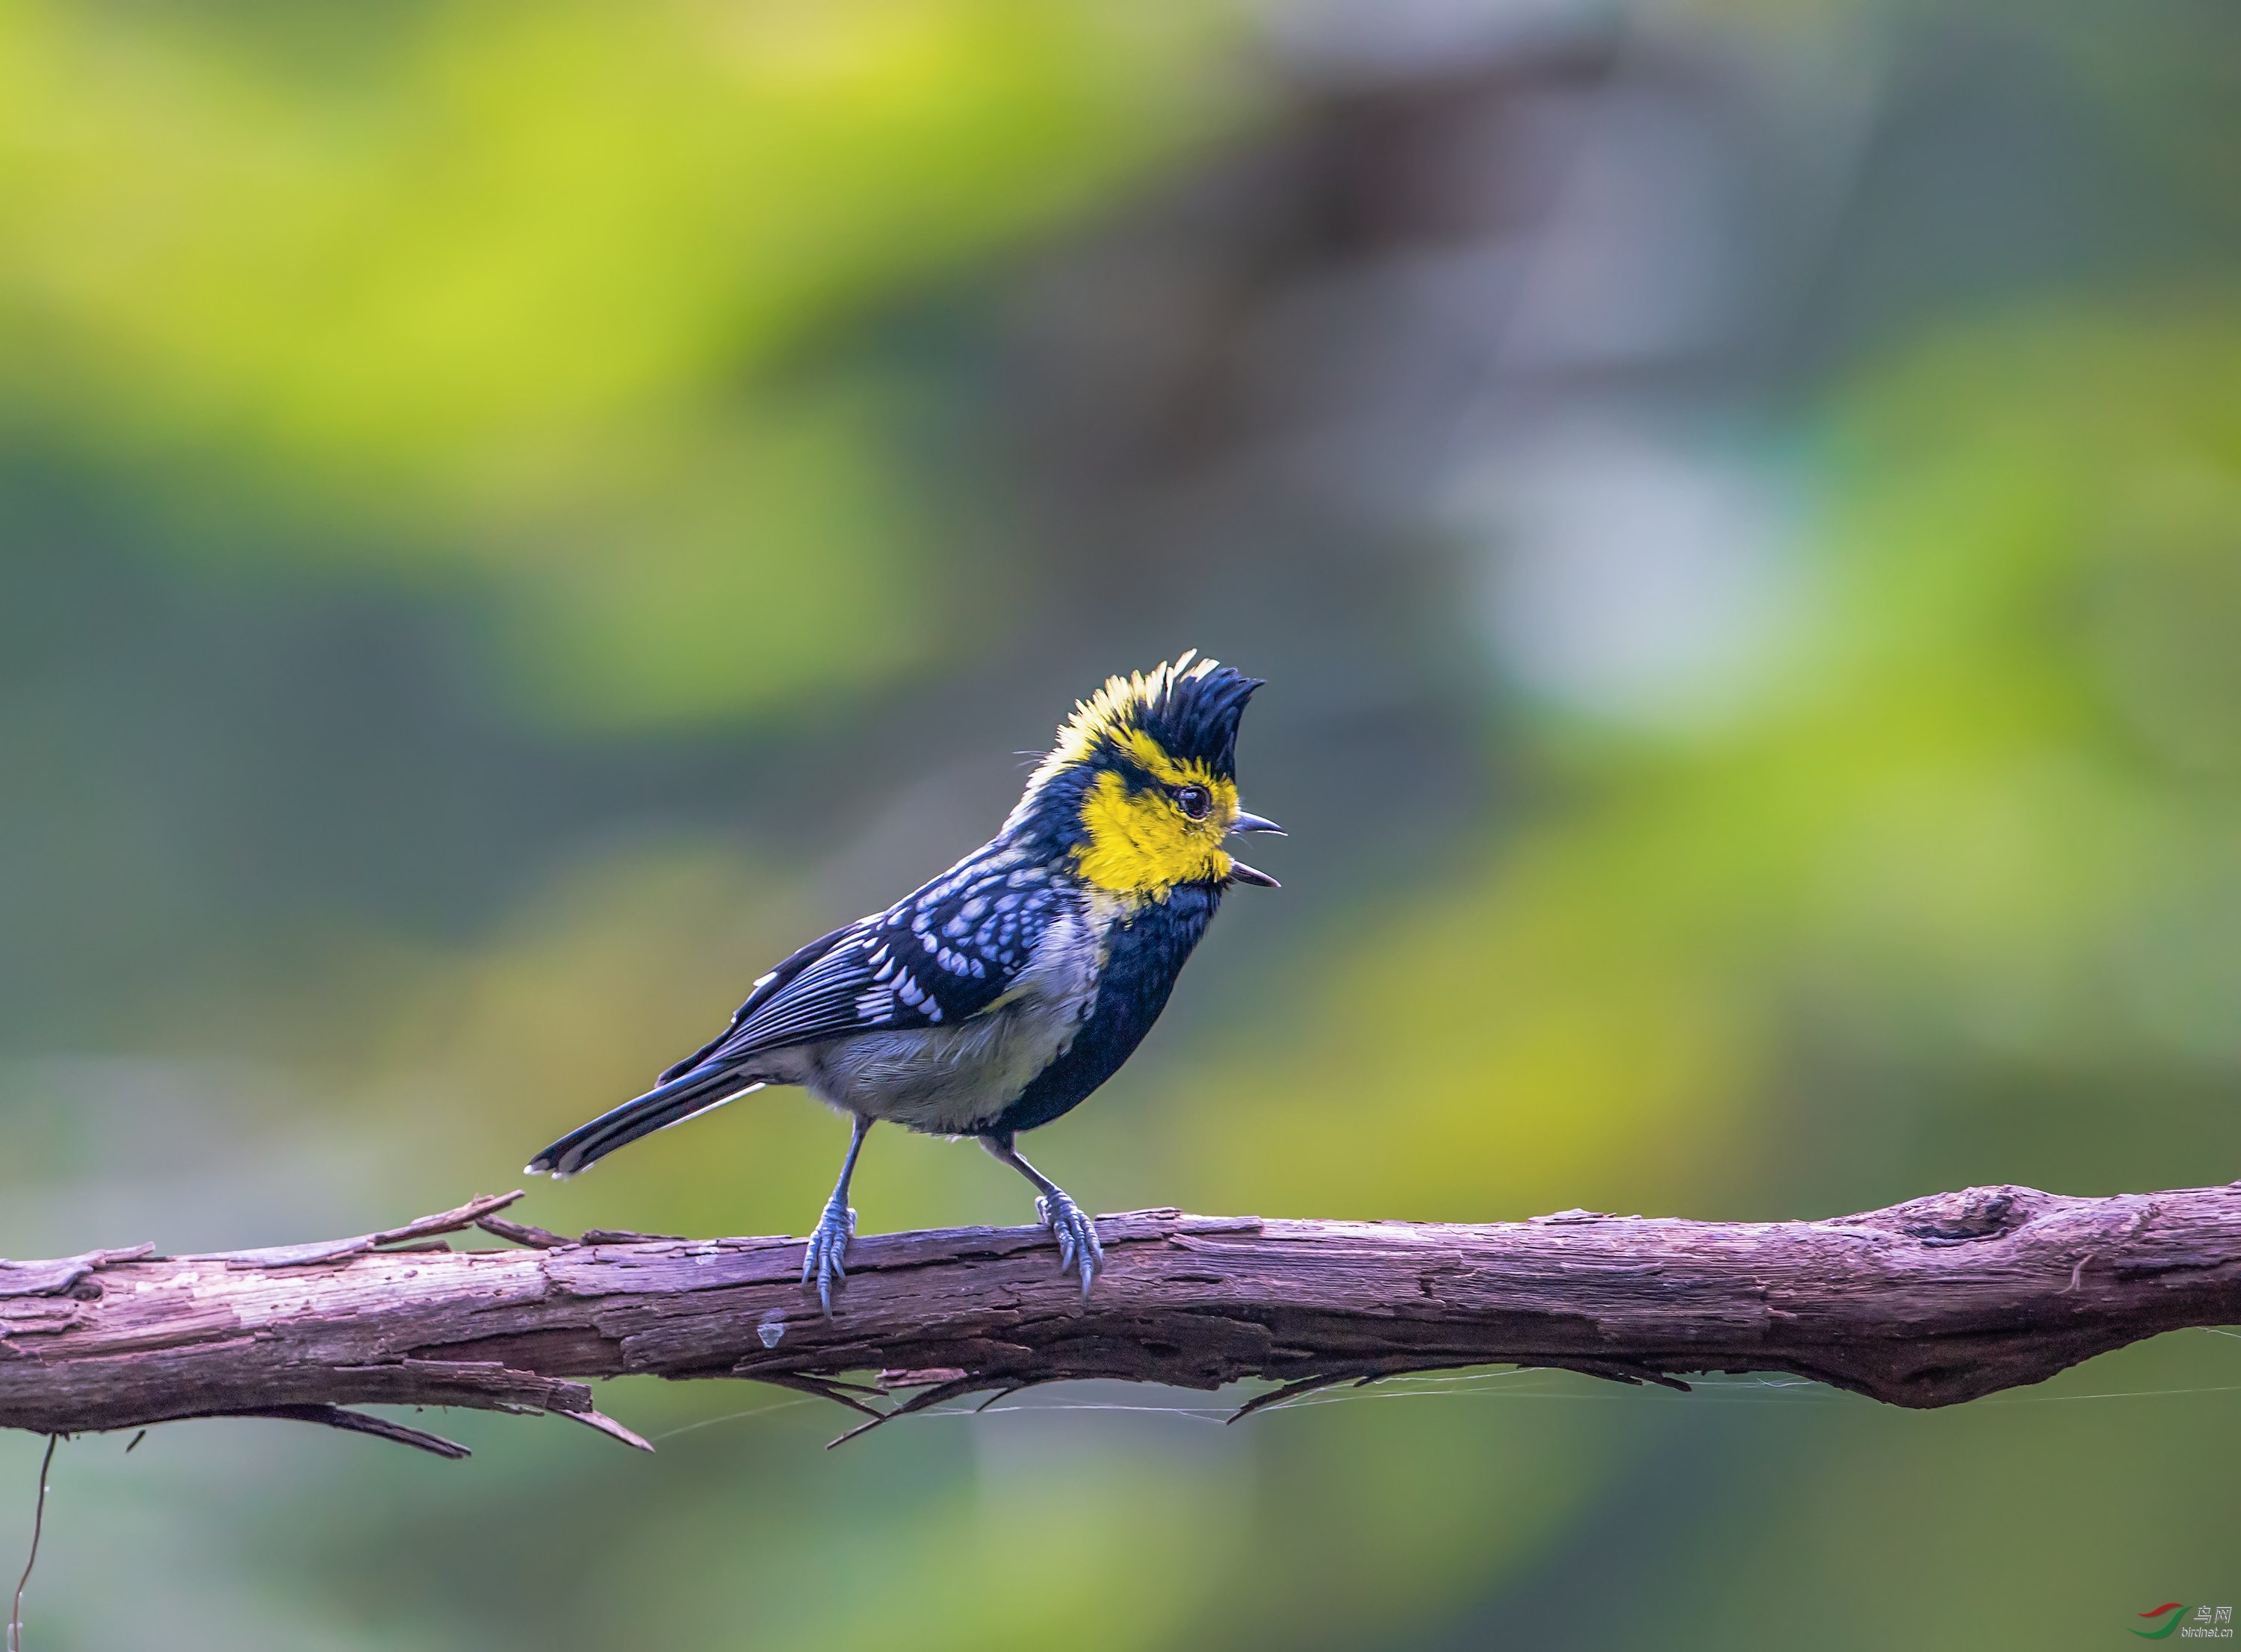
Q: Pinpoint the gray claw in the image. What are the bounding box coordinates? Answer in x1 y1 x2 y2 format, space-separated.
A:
1035 1191 1104 1297
802 1202 858 1316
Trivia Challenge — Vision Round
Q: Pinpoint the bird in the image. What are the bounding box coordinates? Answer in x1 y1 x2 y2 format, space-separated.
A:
526 652 1281 1310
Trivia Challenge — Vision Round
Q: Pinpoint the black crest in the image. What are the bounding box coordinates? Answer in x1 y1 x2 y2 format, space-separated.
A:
1133 659 1262 774
1026 651 1263 794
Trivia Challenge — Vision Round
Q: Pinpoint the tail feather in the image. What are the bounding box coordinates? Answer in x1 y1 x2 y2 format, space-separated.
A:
526 1066 762 1178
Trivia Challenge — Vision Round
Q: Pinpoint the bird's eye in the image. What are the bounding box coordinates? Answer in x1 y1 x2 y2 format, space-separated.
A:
1176 785 1211 819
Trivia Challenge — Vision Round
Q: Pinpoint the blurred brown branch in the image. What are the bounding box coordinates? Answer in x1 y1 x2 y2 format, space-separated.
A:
3 1184 2238 1457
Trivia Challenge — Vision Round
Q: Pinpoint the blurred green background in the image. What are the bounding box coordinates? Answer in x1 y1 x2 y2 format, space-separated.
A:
2 0 2239 1645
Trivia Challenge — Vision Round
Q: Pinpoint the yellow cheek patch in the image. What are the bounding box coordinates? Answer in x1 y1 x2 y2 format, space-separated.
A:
1071 768 1234 896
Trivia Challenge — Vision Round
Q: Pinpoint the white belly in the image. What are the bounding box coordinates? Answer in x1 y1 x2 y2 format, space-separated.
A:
754 904 1103 1134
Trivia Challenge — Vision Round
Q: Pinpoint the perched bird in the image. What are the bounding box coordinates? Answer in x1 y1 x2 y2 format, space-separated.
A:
527 653 1281 1308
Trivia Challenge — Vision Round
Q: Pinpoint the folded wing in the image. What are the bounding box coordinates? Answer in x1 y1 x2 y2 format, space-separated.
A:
679 857 1055 1070
528 853 1062 1177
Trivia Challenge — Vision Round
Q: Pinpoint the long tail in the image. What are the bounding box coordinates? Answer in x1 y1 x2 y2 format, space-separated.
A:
525 1066 763 1179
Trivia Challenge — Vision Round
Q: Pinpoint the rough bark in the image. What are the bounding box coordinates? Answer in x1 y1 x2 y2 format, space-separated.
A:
2 1182 2238 1456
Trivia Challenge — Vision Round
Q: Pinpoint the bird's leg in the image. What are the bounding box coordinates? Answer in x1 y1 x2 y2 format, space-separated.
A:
803 1114 872 1316
980 1131 1103 1296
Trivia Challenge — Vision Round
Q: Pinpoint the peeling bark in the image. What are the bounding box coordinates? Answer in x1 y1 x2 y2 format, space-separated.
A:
2 1183 2237 1456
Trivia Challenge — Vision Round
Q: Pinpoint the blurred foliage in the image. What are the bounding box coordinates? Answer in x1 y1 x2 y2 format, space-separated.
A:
0 1 2238 1649
1187 307 2241 1226
0 0 1244 724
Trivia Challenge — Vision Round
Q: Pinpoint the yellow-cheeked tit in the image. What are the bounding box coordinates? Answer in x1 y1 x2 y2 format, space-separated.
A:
527 653 1281 1308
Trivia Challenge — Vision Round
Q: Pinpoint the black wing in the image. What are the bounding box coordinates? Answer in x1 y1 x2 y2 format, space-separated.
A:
654 922 855 1082
662 851 1062 1078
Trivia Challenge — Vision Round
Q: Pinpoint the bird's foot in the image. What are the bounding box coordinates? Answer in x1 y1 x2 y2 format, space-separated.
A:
802 1200 857 1316
1035 1190 1104 1297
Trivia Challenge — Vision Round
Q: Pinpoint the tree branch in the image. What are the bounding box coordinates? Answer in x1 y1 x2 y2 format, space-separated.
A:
4 1183 2238 1453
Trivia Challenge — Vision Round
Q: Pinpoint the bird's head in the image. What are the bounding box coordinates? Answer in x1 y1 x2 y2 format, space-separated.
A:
1006 652 1283 898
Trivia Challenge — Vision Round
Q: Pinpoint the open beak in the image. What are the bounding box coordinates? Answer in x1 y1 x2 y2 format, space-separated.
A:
1225 807 1283 887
